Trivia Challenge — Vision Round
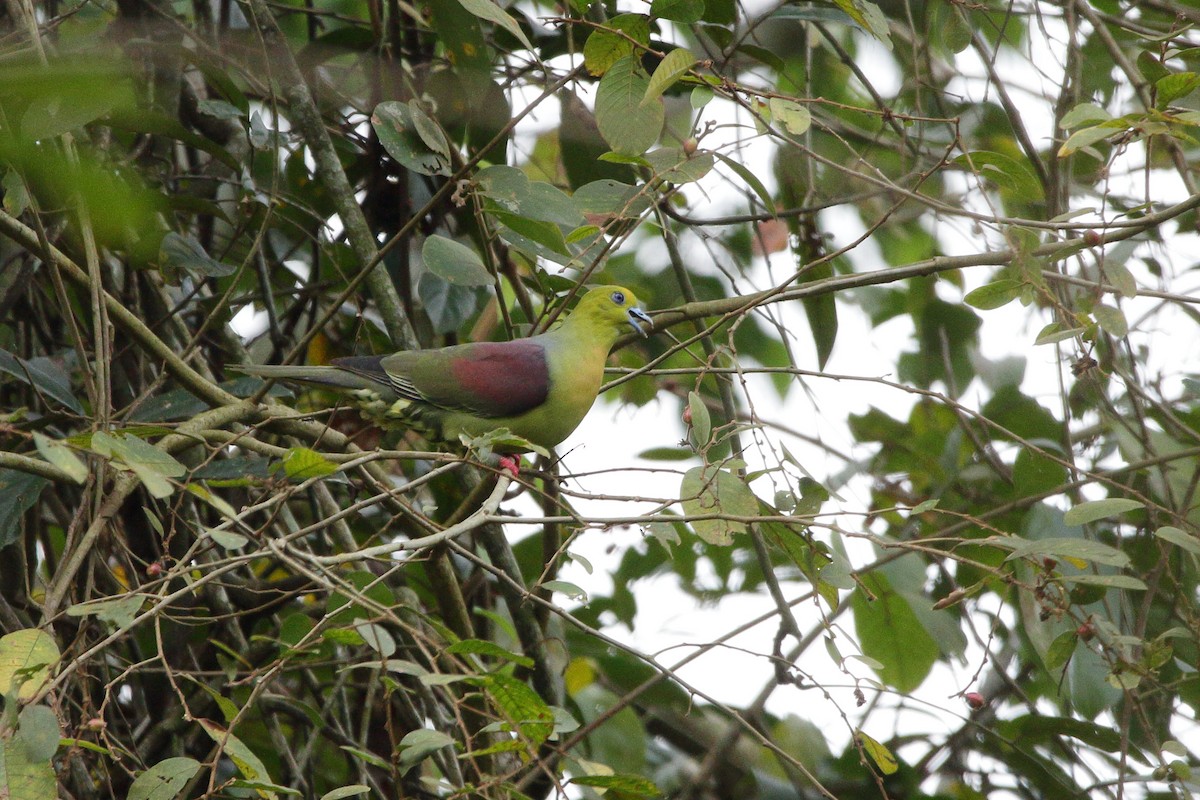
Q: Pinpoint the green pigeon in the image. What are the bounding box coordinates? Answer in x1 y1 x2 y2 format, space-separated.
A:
236 286 652 453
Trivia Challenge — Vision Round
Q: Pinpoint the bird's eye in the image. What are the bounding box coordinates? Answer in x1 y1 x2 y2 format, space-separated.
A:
611 291 625 305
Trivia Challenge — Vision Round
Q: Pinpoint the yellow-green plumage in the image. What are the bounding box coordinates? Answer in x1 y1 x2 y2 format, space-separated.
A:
235 286 651 450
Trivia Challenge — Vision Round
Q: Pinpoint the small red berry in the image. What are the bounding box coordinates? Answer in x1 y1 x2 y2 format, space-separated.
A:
965 692 987 709
497 455 521 478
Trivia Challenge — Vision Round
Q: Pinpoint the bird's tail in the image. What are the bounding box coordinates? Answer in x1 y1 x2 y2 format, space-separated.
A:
232 363 384 393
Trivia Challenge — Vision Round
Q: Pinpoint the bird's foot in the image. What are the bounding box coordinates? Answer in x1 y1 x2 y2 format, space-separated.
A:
497 455 521 478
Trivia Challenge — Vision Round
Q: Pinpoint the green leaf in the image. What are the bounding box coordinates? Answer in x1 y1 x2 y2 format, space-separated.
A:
1154 525 1200 556
422 235 493 286
444 639 534 667
1157 71 1200 107
1013 446 1067 497
196 99 243 120
319 787 371 800
680 465 758 545
939 4 972 53
798 264 838 370
566 224 602 243
637 447 694 460
490 210 570 256
1002 714 1122 753
372 101 452 176
17 704 61 761
2 168 29 215
1059 102 1111 129
1061 573 1146 590
856 729 899 774
642 47 696 106
1137 50 1170 83
1103 260 1137 299
597 151 651 166
830 0 891 48
1033 321 1085 345
407 101 451 157
280 447 338 481
33 433 88 483
418 273 484 335
851 570 939 691
964 279 1023 310
340 745 390 770
207 529 249 550
1092 304 1128 336
1058 124 1117 157
480 673 555 743
1061 498 1143 526
768 97 812 135
129 758 201 800
1000 535 1130 568
66 595 143 629
1043 630 1078 671
199 720 273 785
766 5 853 23
354 623 396 657
713 151 775 214
159 232 237 278
398 729 453 772
92 432 186 499
954 151 1044 201
687 391 712 447
650 0 704 22
0 348 84 413
595 55 665 156
0 629 60 701
0 737 56 800
19 70 134 139
478 165 584 225
583 14 650 76
643 147 714 183
542 580 588 600
570 773 663 797
0 469 49 550
573 179 651 220
454 0 532 50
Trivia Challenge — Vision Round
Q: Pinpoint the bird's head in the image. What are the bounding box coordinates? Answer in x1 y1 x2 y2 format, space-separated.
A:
572 285 653 338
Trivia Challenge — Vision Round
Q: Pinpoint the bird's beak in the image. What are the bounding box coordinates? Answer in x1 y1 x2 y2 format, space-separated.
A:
627 307 653 337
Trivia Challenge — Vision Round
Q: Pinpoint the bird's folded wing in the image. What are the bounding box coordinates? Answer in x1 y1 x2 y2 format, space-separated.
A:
343 341 551 419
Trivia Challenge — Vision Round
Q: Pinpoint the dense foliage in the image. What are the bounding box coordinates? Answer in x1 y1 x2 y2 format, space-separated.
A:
2 0 1199 797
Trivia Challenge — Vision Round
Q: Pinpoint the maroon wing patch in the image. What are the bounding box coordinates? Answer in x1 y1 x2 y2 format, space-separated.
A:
443 341 550 418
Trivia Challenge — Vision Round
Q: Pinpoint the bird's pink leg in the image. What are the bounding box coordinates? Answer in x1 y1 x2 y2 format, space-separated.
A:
497 455 521 477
